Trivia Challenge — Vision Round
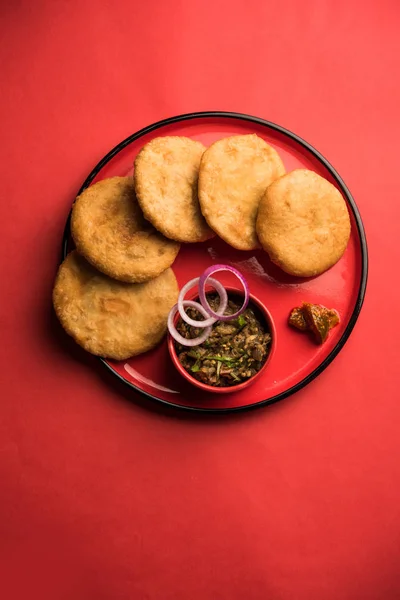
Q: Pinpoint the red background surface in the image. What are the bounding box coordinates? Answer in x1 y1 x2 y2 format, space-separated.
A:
1 1 399 598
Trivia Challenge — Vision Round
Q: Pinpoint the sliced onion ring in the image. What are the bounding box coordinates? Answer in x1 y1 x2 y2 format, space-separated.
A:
177 277 228 328
199 264 249 321
168 301 212 346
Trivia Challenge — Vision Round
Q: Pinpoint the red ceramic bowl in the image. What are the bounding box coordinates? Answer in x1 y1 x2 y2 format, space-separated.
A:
167 287 277 394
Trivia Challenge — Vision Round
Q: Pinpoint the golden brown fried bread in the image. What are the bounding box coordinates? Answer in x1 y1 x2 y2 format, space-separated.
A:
53 251 179 360
71 177 180 283
256 169 351 277
198 134 285 250
134 136 213 243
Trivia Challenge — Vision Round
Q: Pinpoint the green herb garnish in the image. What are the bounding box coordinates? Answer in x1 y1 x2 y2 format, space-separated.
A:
237 314 246 328
204 355 236 364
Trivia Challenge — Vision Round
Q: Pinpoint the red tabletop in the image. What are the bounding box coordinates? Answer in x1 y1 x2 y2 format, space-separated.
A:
1 2 399 598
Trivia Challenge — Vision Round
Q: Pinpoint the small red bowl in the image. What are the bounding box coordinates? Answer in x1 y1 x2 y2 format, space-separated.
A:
167 287 276 394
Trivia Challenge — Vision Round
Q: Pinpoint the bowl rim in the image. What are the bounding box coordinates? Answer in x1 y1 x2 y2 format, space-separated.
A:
167 286 277 394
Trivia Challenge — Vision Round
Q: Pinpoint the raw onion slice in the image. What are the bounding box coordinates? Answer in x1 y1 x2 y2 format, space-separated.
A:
199 264 249 321
168 301 212 346
177 277 228 328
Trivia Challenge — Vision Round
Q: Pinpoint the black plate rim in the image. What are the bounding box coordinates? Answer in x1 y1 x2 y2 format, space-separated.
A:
61 110 368 413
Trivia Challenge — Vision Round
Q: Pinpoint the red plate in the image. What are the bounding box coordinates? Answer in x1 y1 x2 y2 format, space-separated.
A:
62 112 368 412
